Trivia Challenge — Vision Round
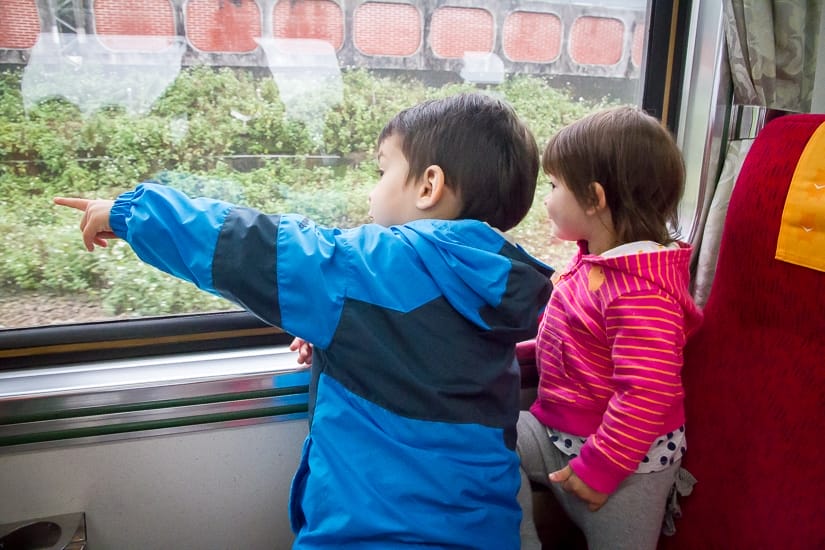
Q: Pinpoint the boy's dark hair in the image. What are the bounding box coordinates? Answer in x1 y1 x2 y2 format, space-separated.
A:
542 105 686 244
378 92 539 232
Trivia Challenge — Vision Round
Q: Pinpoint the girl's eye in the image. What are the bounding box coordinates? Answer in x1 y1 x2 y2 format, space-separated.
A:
377 169 385 177
549 182 556 190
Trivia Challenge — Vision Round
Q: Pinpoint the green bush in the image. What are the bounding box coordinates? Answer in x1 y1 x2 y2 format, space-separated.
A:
101 241 235 316
0 66 605 318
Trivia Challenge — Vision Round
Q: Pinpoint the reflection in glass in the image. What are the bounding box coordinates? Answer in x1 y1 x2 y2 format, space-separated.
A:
256 38 343 146
0 1 649 329
460 52 505 84
22 33 185 116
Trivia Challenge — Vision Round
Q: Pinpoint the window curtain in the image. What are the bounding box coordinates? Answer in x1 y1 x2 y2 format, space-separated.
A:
691 0 821 306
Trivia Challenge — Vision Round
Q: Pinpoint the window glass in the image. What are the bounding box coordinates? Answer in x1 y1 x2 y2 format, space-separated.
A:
0 0 648 330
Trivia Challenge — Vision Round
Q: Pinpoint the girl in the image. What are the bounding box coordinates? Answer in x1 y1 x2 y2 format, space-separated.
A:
518 106 702 550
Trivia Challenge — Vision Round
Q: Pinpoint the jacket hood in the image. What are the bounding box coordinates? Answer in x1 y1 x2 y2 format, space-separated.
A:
394 219 553 340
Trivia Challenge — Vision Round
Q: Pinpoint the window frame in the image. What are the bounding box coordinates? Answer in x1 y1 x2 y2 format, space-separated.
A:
1 0 689 371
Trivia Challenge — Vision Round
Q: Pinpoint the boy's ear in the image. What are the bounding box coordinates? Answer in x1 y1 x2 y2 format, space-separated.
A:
415 165 446 210
586 181 608 215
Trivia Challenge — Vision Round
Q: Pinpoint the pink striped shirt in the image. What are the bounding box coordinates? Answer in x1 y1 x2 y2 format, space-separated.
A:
529 241 703 493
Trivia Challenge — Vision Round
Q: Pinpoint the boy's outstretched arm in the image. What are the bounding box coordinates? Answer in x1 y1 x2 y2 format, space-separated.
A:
53 183 346 348
53 197 117 251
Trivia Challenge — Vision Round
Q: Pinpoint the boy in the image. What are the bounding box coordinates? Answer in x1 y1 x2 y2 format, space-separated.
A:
55 92 553 549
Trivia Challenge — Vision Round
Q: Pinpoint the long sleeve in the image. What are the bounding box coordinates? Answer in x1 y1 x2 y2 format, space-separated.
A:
109 182 351 347
569 291 686 493
110 182 233 294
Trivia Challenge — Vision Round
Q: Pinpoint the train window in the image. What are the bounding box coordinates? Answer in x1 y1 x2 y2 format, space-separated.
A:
1 0 658 363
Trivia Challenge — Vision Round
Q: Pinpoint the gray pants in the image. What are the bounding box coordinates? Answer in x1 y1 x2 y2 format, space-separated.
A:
517 411 679 550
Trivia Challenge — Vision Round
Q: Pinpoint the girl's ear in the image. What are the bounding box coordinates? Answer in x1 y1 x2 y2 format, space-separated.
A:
586 181 608 215
415 165 446 210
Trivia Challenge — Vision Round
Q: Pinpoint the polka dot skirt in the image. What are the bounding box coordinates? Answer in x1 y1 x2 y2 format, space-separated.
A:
546 425 686 473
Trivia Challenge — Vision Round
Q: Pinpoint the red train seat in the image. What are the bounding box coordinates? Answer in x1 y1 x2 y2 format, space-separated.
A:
661 113 825 549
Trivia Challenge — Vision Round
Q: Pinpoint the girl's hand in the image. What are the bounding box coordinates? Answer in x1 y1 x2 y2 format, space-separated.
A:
54 197 117 251
289 337 313 366
549 465 609 512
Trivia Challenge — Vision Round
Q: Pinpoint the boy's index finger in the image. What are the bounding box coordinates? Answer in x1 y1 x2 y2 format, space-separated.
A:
53 196 91 211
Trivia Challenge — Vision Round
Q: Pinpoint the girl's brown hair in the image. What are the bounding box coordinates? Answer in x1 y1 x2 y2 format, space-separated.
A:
542 106 685 244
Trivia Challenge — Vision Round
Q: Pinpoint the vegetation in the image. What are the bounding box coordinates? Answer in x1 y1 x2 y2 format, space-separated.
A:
0 66 606 318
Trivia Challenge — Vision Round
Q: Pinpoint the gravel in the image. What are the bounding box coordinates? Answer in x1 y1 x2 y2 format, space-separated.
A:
0 290 127 329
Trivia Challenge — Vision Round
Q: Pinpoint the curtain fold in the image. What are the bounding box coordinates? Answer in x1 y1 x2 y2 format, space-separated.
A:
690 0 821 304
725 0 821 112
692 139 754 307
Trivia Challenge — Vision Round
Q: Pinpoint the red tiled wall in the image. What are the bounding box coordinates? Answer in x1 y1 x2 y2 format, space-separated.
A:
569 16 624 65
430 7 493 59
354 2 420 56
95 0 175 51
273 0 343 50
187 0 261 53
631 23 645 67
503 11 561 63
1 0 40 49
2 2 631 70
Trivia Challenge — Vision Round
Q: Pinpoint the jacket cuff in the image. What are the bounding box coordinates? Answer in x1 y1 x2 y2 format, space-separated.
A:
110 185 145 239
568 443 632 494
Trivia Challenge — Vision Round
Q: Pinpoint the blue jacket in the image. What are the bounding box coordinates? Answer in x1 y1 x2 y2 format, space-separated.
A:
111 182 553 549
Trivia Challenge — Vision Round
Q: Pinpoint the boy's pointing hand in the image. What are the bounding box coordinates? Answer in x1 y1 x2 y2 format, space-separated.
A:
53 197 117 251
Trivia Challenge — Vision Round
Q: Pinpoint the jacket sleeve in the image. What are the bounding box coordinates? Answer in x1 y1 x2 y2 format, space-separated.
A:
568 291 686 494
109 182 349 347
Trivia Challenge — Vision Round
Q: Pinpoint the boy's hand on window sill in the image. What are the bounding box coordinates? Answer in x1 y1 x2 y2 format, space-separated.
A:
289 337 313 367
